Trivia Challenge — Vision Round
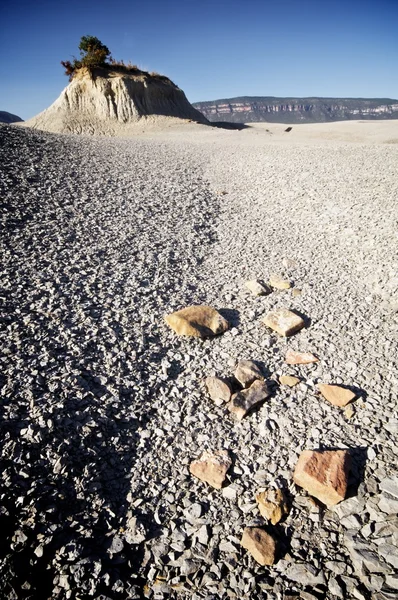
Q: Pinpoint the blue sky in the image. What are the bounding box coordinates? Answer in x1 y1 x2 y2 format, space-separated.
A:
1 0 397 119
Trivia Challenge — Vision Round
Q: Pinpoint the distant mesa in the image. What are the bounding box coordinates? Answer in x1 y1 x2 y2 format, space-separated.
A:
192 96 398 124
22 35 208 136
0 111 23 124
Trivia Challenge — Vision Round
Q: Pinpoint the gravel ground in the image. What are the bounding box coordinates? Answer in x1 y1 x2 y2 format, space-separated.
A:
0 122 397 600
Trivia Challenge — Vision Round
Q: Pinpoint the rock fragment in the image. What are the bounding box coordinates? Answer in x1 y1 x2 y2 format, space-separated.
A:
344 405 355 419
293 449 351 506
269 274 291 290
285 349 319 365
256 488 289 524
205 376 231 404
241 527 276 566
234 360 263 388
228 379 271 420
279 375 300 387
245 279 271 296
189 449 232 489
263 308 305 336
317 384 356 407
164 305 229 337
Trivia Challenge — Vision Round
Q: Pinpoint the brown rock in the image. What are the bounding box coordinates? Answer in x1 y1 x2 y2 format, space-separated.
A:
256 488 289 524
241 527 276 566
245 279 271 296
205 376 231 404
318 384 356 407
189 449 232 489
228 379 271 420
164 305 229 338
263 308 305 336
269 274 291 290
293 449 351 506
285 349 319 365
292 288 302 297
279 375 300 387
234 360 263 388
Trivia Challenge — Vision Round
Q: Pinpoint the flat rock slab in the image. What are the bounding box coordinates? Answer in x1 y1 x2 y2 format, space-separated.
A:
245 279 271 296
256 488 289 524
269 274 291 290
279 375 300 387
229 379 271 420
189 449 232 489
241 527 276 566
380 477 398 499
165 305 229 337
285 349 319 365
293 449 351 506
263 308 305 336
205 376 231 404
318 384 356 407
234 360 263 388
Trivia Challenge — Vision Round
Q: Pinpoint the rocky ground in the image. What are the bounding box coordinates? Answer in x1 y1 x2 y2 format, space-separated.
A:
0 122 397 600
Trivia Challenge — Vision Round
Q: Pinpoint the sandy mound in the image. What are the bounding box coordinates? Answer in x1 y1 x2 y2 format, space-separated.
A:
22 67 208 135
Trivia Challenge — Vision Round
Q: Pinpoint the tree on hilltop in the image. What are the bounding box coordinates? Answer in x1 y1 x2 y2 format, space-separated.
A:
61 35 112 79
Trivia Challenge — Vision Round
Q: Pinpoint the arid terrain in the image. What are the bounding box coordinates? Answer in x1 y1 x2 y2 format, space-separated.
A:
1 119 397 600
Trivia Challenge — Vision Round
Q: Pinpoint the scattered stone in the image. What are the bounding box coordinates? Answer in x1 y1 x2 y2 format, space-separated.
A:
240 527 276 566
205 376 232 404
255 488 289 524
244 280 271 296
279 375 300 387
263 308 305 337
234 360 263 388
380 477 398 498
228 379 271 420
292 288 302 297
293 449 351 506
317 384 356 407
282 258 297 269
378 544 398 569
329 575 344 597
164 305 229 337
385 574 398 590
285 349 319 365
344 405 355 419
189 449 232 489
284 563 326 586
269 274 291 290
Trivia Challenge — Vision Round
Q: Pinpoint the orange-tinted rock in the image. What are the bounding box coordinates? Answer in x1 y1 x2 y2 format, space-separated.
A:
234 360 263 388
285 349 319 365
165 306 229 337
241 527 277 566
205 377 232 404
256 488 289 524
263 309 305 336
229 379 271 420
317 384 356 407
293 449 351 506
279 374 300 387
189 449 232 489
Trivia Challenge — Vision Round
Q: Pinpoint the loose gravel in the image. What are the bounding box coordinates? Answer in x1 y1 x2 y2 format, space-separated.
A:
1 122 397 600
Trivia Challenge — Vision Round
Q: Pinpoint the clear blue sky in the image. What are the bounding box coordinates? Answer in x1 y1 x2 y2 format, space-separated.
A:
1 0 397 119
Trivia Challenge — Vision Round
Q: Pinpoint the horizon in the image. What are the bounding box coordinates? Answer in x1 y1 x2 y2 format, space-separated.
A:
1 0 398 120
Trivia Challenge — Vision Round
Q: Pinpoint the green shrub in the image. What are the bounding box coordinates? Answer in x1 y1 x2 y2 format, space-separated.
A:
61 35 111 79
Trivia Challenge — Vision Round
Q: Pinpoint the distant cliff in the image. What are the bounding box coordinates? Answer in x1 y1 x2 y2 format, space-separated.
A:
192 97 398 124
0 111 23 124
